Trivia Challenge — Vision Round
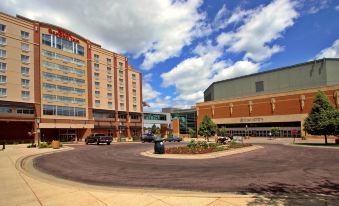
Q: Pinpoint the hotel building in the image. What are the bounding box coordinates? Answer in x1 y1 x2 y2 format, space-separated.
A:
0 12 142 143
196 59 339 137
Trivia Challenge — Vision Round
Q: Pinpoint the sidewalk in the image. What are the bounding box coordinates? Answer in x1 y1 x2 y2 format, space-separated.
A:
0 145 259 206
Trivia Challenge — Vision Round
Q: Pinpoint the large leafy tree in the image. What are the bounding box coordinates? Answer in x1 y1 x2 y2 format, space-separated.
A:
198 115 217 142
304 91 339 144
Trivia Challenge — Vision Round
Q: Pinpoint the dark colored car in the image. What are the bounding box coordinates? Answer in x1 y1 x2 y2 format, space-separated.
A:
164 136 182 142
141 133 155 143
85 133 112 145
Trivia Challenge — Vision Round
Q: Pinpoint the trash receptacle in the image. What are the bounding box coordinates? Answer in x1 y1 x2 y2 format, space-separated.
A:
154 137 165 154
51 140 60 149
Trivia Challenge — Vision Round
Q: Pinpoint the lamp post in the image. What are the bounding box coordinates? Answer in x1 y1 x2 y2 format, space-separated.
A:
36 117 41 146
245 124 248 139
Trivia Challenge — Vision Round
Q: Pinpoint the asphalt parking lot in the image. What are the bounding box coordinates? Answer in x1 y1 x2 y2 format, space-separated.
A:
34 142 339 196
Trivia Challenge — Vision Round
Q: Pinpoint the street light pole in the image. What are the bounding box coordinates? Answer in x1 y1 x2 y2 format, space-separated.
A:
36 117 41 146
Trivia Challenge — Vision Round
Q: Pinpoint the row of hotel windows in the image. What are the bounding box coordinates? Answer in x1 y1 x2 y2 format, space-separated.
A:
0 106 34 114
0 75 30 87
93 54 113 65
43 94 85 104
43 72 85 85
42 34 84 56
43 83 85 95
0 63 30 76
41 50 85 66
43 104 86 117
0 37 30 52
93 63 137 79
0 48 30 63
0 24 29 39
93 112 140 120
42 61 85 76
0 88 30 99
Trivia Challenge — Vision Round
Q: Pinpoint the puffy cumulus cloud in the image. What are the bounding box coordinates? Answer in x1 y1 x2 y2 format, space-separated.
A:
316 39 339 59
300 0 330 14
161 0 297 106
0 0 207 70
142 83 160 102
217 0 298 61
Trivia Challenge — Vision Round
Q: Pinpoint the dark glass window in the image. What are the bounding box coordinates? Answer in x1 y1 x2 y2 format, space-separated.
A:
42 34 51 46
255 81 264 92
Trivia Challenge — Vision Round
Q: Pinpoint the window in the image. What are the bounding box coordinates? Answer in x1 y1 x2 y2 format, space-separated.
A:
120 95 124 102
17 107 34 115
0 106 11 113
118 62 123 70
0 75 6 83
42 34 51 46
0 24 6 32
132 82 136 88
21 31 29 39
119 86 124 93
0 49 6 58
77 45 84 56
21 91 30 99
119 70 123 78
21 67 29 75
95 90 100 97
94 63 99 70
119 78 123 86
120 103 125 110
107 58 112 64
21 55 29 63
0 88 6 96
255 81 264 92
21 79 30 87
133 97 137 104
133 105 137 111
131 114 139 120
94 72 99 79
95 81 100 88
107 75 112 82
95 100 100 106
132 89 137 96
108 101 112 108
94 54 99 61
107 93 112 99
21 43 29 52
118 113 126 119
107 67 112 73
0 62 6 72
132 73 136 79
0 37 6 45
107 84 112 91
43 105 56 115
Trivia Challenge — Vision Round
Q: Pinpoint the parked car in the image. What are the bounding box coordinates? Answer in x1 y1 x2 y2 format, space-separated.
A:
141 133 155 143
216 136 230 144
164 136 182 142
85 133 112 145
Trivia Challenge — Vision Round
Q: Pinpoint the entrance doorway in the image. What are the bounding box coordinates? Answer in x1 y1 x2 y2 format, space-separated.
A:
59 129 77 142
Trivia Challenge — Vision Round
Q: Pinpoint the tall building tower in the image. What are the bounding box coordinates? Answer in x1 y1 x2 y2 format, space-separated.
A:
0 12 143 143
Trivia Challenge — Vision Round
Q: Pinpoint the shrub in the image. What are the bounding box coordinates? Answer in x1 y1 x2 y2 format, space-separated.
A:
38 142 51 149
217 128 228 136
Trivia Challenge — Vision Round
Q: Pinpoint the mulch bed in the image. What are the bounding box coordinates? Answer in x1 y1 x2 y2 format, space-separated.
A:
165 143 252 154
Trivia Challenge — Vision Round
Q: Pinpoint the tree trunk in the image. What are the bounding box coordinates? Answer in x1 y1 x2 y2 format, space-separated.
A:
325 134 328 145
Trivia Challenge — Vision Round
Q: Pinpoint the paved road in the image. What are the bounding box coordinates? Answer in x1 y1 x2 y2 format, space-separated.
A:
34 143 339 196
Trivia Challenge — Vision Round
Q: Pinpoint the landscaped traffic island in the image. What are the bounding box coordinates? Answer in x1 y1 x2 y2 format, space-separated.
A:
165 140 252 154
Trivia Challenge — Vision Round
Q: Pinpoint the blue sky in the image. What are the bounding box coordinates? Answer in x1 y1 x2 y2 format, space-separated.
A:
1 0 339 111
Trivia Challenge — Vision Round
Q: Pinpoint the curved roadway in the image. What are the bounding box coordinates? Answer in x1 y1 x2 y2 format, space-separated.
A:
34 143 339 195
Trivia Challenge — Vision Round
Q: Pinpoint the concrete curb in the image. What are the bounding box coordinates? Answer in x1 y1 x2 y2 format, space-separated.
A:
140 145 263 159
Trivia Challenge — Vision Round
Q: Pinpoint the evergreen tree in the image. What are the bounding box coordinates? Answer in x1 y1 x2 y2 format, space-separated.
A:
151 124 157 135
198 115 217 142
304 91 339 144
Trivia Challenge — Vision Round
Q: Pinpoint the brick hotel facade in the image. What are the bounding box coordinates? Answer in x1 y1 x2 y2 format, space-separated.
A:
197 59 339 137
0 12 142 143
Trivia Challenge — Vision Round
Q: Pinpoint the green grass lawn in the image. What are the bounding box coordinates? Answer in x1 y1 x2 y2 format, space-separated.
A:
294 143 339 148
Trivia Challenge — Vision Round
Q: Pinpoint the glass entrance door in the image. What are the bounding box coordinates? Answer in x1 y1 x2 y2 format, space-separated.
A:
59 129 77 142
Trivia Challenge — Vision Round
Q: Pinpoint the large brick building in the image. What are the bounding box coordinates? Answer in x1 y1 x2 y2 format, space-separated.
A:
196 59 339 137
0 12 143 143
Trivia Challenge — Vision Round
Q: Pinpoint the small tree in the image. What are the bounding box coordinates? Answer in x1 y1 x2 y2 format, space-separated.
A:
188 128 196 138
198 115 217 142
217 128 227 137
151 124 157 135
304 91 339 144
271 127 280 137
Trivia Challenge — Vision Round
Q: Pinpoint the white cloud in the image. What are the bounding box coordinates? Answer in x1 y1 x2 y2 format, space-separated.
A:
142 83 160 102
315 39 339 59
217 0 298 61
335 5 339 11
0 0 207 70
161 0 297 106
304 0 330 14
